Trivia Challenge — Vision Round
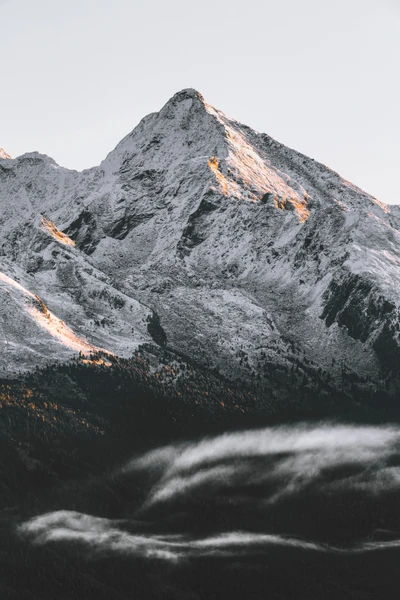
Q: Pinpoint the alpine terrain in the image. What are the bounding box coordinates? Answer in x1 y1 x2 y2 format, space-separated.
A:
1 88 400 408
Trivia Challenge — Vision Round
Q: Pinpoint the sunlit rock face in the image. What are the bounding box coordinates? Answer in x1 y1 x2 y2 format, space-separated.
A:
1 88 400 395
0 148 11 159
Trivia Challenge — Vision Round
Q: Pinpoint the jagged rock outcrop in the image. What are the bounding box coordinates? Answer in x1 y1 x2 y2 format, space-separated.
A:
1 89 400 400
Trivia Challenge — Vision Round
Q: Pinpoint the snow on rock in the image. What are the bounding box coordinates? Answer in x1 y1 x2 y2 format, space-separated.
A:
0 271 111 376
1 89 400 389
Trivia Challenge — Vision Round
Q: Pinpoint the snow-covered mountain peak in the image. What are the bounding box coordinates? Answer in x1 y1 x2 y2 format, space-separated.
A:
161 87 206 109
2 89 400 399
101 88 228 174
97 89 311 220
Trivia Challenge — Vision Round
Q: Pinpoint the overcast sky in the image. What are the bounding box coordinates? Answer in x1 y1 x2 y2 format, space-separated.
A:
0 0 399 203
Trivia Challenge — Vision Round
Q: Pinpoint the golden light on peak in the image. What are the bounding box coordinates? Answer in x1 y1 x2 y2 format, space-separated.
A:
41 216 76 247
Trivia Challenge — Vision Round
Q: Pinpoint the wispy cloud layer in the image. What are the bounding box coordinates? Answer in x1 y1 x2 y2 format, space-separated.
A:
19 509 400 561
18 424 400 561
125 424 400 505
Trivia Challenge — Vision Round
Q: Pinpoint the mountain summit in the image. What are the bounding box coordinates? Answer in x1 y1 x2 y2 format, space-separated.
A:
0 89 399 402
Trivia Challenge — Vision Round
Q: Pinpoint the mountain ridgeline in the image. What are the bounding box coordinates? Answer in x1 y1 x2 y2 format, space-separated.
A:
1 88 400 413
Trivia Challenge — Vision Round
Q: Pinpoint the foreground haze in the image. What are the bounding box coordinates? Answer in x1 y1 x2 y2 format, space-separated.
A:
3 422 400 598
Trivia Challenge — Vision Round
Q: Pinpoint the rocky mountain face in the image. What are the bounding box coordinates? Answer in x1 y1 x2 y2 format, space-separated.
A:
1 89 400 401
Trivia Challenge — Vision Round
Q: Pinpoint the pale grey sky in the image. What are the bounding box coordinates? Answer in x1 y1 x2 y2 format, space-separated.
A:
0 0 399 203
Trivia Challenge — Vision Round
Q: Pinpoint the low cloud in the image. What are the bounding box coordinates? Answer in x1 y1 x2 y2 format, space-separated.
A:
18 509 400 562
18 424 400 561
125 424 400 506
